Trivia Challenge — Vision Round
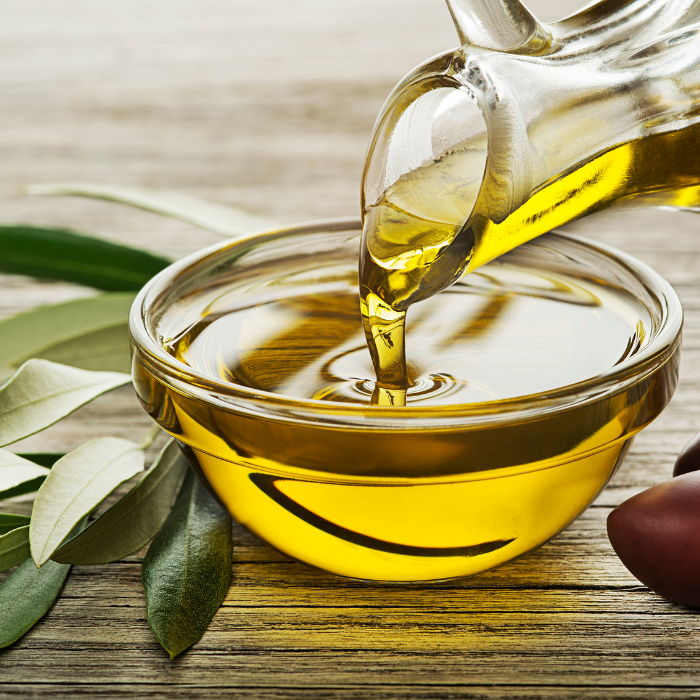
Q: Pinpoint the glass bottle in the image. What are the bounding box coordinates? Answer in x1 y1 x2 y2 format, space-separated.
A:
361 0 700 313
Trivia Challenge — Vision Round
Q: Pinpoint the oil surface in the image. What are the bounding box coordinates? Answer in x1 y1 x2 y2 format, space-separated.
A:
168 261 650 408
360 122 700 398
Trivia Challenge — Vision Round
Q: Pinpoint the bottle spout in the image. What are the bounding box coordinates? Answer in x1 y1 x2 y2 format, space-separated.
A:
445 0 552 54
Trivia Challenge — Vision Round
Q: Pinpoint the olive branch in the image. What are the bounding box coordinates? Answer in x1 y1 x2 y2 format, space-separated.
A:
0 186 275 658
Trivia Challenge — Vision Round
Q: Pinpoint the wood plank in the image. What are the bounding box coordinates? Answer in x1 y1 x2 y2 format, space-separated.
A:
2 687 698 700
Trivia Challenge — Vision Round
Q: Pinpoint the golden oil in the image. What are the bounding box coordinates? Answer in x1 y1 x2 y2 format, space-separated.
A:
132 242 677 582
360 122 700 397
170 265 650 409
134 124 693 582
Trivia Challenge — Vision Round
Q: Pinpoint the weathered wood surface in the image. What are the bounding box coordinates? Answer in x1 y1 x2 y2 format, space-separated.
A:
2 0 700 697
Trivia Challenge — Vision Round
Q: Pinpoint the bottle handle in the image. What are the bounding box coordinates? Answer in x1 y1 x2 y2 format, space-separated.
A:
445 0 552 53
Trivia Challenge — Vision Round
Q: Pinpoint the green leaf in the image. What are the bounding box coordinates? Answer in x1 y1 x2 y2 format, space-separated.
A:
0 525 30 572
0 558 70 648
30 438 145 566
1 455 64 500
27 183 277 238
0 294 135 381
53 439 187 565
0 478 47 502
0 224 171 290
0 514 30 536
27 323 131 375
0 450 51 500
17 453 64 469
0 359 131 447
0 518 86 649
143 469 232 659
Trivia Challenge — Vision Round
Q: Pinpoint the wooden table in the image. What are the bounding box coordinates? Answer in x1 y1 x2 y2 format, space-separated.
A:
2 1 700 697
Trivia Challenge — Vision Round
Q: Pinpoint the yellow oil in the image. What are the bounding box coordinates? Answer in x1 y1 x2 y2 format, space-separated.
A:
169 267 649 408
133 251 673 581
132 122 691 582
360 122 700 399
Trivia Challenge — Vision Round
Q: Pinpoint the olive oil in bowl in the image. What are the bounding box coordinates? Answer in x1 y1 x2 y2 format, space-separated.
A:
131 220 681 581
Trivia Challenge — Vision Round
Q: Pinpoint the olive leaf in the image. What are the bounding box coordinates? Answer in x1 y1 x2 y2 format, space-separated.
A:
0 514 30 536
0 519 86 650
28 323 131 375
0 359 131 447
143 469 232 659
0 479 48 502
0 294 135 381
16 453 64 469
0 455 65 500
30 438 145 567
0 450 52 501
0 557 70 648
0 224 171 291
52 439 187 565
0 525 30 572
27 183 277 238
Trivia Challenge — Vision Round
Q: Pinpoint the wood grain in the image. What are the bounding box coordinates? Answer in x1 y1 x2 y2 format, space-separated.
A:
2 0 700 697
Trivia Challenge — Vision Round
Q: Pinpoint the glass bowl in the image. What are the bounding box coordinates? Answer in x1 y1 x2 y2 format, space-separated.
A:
129 218 682 582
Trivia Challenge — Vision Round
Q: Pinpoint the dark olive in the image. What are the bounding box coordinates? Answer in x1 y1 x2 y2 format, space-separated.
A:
607 471 700 608
674 431 700 476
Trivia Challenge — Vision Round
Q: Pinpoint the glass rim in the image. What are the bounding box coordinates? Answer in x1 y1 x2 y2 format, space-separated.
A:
129 217 683 430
